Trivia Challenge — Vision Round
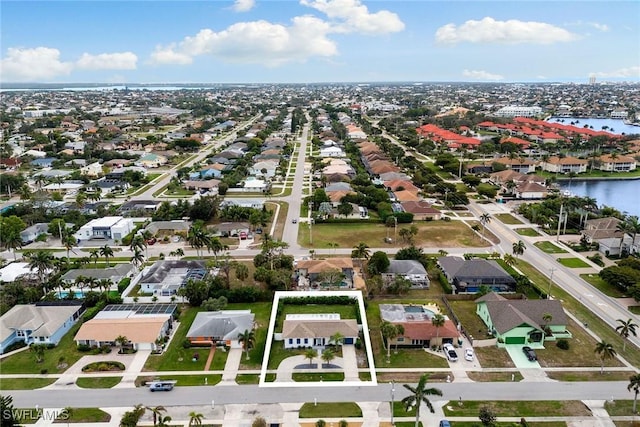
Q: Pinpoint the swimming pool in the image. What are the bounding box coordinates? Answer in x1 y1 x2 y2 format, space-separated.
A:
404 305 437 318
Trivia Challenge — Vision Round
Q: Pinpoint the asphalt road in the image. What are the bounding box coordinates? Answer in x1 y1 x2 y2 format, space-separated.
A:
9 381 633 408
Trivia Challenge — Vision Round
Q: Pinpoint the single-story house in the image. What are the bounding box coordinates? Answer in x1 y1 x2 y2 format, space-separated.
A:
379 304 459 347
61 264 134 286
138 260 207 296
475 292 571 346
400 201 442 221
186 310 255 348
581 217 623 243
0 262 39 283
382 260 430 288
282 314 359 349
20 223 49 244
145 220 192 237
295 258 354 288
1 302 84 353
74 304 177 351
438 256 517 293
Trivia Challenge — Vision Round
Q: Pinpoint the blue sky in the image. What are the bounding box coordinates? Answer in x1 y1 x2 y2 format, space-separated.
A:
1 0 638 83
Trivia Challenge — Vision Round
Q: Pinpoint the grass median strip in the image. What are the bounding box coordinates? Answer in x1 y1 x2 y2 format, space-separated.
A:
534 241 568 254
0 377 56 390
76 376 122 388
299 402 362 418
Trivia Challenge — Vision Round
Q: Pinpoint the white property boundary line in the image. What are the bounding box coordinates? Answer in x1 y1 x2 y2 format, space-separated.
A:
259 290 377 387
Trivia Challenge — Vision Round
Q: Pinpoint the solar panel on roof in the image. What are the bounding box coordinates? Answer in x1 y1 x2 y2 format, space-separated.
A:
103 303 177 315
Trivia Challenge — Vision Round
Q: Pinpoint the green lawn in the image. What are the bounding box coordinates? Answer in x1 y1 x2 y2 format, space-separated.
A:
473 346 515 368
629 306 640 315
557 257 592 268
580 274 627 298
0 377 56 389
292 372 345 382
546 371 633 381
516 228 541 237
235 374 260 384
75 376 122 388
56 408 111 423
466 371 523 382
276 303 358 332
451 423 566 427
534 241 568 254
0 322 84 374
447 300 490 340
605 400 638 416
443 400 591 417
136 374 222 386
495 213 524 224
299 221 491 249
267 341 308 370
298 402 362 418
392 401 417 417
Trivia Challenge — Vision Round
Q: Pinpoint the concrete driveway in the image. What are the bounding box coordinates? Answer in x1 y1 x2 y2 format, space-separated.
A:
505 345 541 368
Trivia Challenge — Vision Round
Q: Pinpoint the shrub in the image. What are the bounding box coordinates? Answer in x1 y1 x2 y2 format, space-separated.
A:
556 339 570 350
77 344 91 352
40 369 48 375
182 339 191 349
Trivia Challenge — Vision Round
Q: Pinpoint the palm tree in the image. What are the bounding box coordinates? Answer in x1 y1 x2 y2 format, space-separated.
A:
237 329 255 360
479 213 491 239
327 241 339 254
188 412 204 427
594 341 617 374
115 335 129 354
503 254 517 267
628 373 640 414
438 249 448 257
89 248 100 266
131 248 145 269
3 232 23 260
304 348 317 368
321 348 335 367
512 240 526 257
62 234 76 261
97 278 113 298
615 318 638 352
145 405 166 426
431 314 446 347
156 415 172 427
235 263 249 281
27 250 55 291
401 374 443 427
30 343 46 363
188 224 209 257
330 332 345 347
381 321 403 361
351 242 371 279
100 244 113 267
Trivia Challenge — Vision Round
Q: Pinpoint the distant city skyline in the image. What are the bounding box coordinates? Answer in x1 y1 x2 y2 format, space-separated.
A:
1 0 639 84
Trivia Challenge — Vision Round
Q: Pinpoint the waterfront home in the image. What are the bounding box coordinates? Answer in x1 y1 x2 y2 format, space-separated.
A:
597 154 637 172
539 156 588 174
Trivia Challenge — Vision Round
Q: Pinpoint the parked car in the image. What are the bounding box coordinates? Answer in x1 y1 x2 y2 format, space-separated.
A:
147 237 157 245
443 343 458 362
239 231 248 240
292 218 297 224
522 346 537 361
464 348 474 362
149 381 174 392
255 228 263 234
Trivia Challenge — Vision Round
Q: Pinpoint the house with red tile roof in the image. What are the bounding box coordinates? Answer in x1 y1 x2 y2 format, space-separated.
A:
400 201 442 220
379 304 459 347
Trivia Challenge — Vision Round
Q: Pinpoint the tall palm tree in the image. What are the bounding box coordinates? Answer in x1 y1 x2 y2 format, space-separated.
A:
628 373 640 414
321 348 335 367
594 341 617 374
100 244 113 267
304 348 317 367
401 374 443 427
89 248 100 266
381 321 403 361
98 278 113 298
615 318 638 352
27 250 55 290
512 240 526 257
351 242 371 278
503 254 517 267
479 213 491 239
3 233 23 260
431 314 446 347
63 234 76 261
131 248 145 269
188 412 204 427
206 236 227 263
144 406 166 427
237 329 255 361
330 332 345 347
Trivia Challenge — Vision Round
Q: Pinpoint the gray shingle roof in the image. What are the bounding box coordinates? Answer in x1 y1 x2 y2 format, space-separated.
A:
186 310 255 341
386 260 427 275
482 299 568 334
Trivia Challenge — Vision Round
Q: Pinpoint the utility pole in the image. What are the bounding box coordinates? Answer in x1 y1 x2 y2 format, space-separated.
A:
548 267 556 299
390 380 395 426
308 201 313 246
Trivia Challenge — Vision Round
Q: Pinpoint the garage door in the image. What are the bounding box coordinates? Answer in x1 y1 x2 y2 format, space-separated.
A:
344 337 354 344
505 336 525 344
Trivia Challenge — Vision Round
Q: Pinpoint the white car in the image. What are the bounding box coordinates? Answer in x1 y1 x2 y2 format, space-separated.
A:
464 348 474 362
442 343 458 362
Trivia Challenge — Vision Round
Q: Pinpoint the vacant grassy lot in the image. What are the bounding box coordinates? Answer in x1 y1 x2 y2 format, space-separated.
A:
443 400 591 417
447 300 490 339
76 377 122 388
512 259 640 368
474 346 515 368
0 322 84 374
299 402 362 418
495 213 524 224
516 228 541 237
557 257 592 268
546 370 633 381
534 241 568 254
580 274 626 298
298 221 491 248
0 377 56 390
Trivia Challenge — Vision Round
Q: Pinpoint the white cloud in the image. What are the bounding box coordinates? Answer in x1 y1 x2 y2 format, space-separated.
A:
462 69 504 81
0 47 73 81
76 52 137 70
592 66 640 78
150 16 337 66
300 0 404 34
590 22 609 32
435 17 579 45
232 0 255 12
